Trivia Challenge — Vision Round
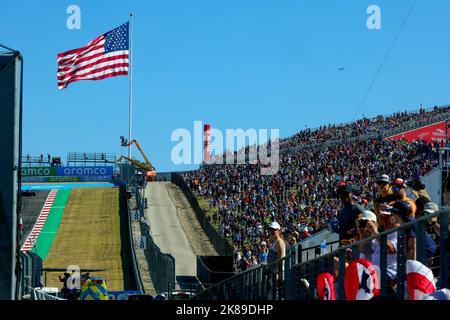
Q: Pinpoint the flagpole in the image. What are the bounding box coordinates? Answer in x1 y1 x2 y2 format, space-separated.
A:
128 13 133 159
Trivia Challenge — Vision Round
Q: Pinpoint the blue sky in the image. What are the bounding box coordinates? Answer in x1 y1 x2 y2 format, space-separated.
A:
1 0 450 172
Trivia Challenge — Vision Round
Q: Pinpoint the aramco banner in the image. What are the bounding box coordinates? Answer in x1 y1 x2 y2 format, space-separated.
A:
22 166 114 177
384 121 449 143
22 176 113 183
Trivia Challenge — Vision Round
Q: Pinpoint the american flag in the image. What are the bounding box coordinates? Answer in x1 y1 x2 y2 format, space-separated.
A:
57 22 129 89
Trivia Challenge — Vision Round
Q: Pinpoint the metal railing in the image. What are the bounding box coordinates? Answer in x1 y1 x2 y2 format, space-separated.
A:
27 287 65 300
139 222 176 293
123 185 144 293
196 208 449 300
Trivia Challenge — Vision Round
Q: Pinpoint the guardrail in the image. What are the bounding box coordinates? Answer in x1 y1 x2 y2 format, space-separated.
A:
196 208 449 300
123 185 144 293
171 173 234 256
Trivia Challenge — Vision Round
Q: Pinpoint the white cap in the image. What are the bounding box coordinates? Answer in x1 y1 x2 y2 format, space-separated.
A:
423 202 439 214
361 210 377 222
269 221 281 230
260 241 266 246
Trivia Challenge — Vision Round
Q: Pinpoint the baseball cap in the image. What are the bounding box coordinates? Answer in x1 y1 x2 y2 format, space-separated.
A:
360 210 377 222
389 201 412 216
260 241 266 246
377 174 390 184
390 178 407 188
268 222 281 230
423 202 439 214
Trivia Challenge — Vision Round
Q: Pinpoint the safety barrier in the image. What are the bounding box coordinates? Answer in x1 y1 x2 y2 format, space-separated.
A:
139 222 176 294
122 185 144 293
134 185 176 294
171 172 234 256
18 252 43 299
196 208 449 300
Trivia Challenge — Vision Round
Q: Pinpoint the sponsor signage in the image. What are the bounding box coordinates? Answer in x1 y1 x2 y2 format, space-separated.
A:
21 166 114 177
22 176 112 183
385 121 450 143
21 167 57 177
57 166 114 177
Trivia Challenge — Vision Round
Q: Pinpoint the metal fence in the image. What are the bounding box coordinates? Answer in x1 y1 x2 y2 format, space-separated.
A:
123 185 144 294
196 208 449 300
139 222 176 294
171 172 234 256
134 185 176 294
18 252 43 299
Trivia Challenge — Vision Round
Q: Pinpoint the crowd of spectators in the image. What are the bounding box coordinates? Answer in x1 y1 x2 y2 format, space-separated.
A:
280 105 450 150
184 137 440 271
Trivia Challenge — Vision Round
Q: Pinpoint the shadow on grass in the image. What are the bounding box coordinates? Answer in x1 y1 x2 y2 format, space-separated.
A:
119 186 137 291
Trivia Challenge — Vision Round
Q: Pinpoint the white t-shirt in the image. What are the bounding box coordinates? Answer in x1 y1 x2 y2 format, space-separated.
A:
361 232 398 279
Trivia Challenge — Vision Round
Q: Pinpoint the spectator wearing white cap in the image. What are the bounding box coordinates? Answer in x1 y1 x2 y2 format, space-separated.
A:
357 210 398 281
424 202 440 236
267 222 286 264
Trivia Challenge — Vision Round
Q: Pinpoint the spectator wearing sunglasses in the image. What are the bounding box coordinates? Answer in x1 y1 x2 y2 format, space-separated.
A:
389 178 417 217
374 174 397 231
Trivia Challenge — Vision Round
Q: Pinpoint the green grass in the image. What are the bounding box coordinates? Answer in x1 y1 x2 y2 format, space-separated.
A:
33 189 71 261
44 187 134 291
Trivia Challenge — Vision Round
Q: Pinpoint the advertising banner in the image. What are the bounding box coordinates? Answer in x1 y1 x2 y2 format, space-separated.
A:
384 121 449 143
22 176 112 183
21 166 114 177
57 166 114 177
21 167 57 177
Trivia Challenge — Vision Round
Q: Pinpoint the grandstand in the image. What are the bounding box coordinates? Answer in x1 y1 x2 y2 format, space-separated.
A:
180 104 450 301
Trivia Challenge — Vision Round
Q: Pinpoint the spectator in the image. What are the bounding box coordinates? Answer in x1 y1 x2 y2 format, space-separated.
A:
374 174 396 232
415 196 430 218
357 210 398 284
390 201 416 260
259 241 269 265
267 222 286 263
424 202 440 236
389 178 417 217
336 185 364 244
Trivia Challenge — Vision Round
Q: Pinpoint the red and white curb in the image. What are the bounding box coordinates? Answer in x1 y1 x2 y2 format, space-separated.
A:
21 190 58 252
